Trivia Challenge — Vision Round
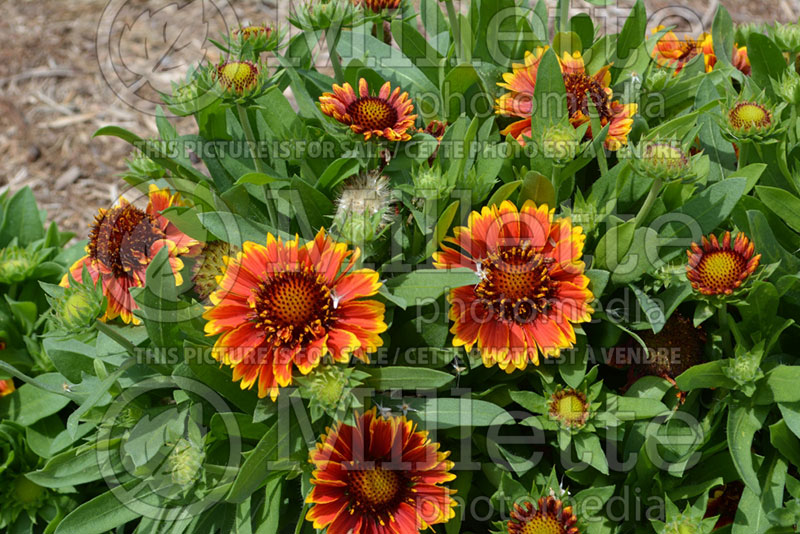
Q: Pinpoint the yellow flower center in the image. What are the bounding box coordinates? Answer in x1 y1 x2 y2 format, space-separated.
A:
519 514 566 534
696 250 747 293
549 389 589 428
348 467 403 510
728 102 771 130
217 61 259 93
88 204 164 278
475 247 556 324
348 97 398 131
252 269 333 345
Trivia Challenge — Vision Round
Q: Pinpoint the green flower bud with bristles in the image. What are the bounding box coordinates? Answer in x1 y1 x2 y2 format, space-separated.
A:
411 162 451 200
295 365 369 421
0 246 41 284
770 22 800 53
168 438 205 488
541 123 582 164
774 69 800 106
48 277 105 332
289 0 373 31
628 139 699 183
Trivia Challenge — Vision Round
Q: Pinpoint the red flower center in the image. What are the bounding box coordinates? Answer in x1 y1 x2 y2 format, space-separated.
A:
678 41 700 61
88 204 164 278
563 72 611 121
252 269 333 344
508 498 578 534
475 247 556 323
348 97 398 131
347 466 405 512
695 250 747 294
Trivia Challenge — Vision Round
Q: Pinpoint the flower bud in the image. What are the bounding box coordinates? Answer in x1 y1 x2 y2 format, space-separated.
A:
168 438 205 488
0 246 40 284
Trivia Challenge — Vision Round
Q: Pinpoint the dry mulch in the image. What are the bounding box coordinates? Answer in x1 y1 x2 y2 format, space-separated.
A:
0 0 796 235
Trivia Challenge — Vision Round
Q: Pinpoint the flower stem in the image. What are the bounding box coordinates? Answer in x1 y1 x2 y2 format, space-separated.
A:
326 28 345 84
738 140 750 169
444 0 462 62
718 304 732 357
237 103 266 174
294 503 310 534
633 177 662 229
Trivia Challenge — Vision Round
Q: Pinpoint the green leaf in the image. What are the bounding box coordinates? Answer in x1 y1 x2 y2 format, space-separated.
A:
748 33 787 96
675 360 737 391
288 176 335 234
426 200 460 257
728 399 769 492
755 366 800 405
607 395 669 421
594 220 636 271
616 0 646 61
55 481 155 533
0 186 45 247
770 421 800 467
227 420 297 503
314 157 360 194
711 5 734 67
519 170 556 208
391 20 442 87
755 186 800 233
532 48 568 131
27 440 119 488
487 180 522 207
234 172 282 186
385 268 478 304
1 374 72 427
362 366 454 390
418 397 512 428
441 64 481 122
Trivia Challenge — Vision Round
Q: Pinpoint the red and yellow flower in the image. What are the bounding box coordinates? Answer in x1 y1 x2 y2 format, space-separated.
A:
652 27 750 75
306 408 456 534
61 186 201 324
203 229 387 400
359 0 403 13
508 496 580 534
0 379 14 397
433 201 593 371
686 232 761 295
495 47 637 151
320 78 417 141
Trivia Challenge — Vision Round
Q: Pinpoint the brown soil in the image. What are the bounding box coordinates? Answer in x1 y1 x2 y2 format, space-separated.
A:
0 0 796 236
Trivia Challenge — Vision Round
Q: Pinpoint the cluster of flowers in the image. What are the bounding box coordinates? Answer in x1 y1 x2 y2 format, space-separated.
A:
45 14 770 530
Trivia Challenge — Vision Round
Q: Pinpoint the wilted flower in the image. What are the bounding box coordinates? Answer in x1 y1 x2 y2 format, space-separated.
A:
203 230 387 400
495 47 637 150
320 78 417 141
705 482 744 530
686 232 760 296
306 408 456 534
333 172 395 245
61 186 202 324
508 496 580 534
608 313 707 392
